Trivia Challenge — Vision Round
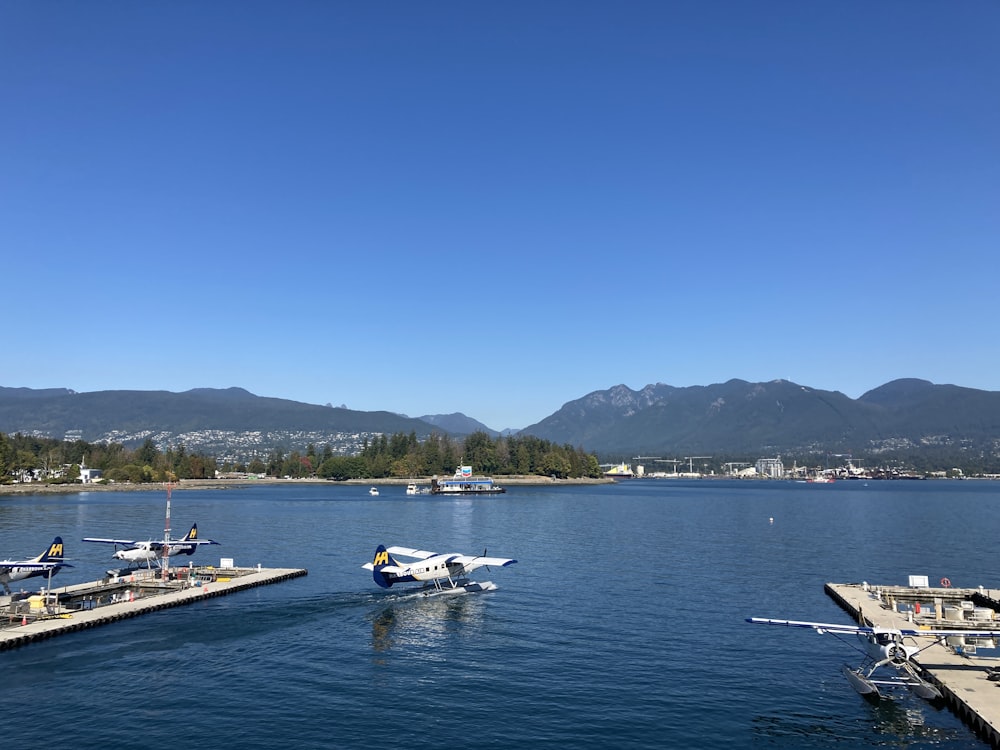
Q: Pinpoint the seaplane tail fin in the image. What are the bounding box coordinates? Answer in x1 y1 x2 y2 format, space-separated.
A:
371 544 401 588
37 536 67 562
171 524 200 555
176 524 218 550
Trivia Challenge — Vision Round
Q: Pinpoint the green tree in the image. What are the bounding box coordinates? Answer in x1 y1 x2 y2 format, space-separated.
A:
266 448 285 477
137 438 158 466
463 431 497 473
539 449 571 478
0 433 11 481
318 455 366 480
392 453 424 478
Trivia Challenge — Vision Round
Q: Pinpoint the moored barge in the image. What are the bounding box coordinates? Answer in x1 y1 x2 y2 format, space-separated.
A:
430 466 506 495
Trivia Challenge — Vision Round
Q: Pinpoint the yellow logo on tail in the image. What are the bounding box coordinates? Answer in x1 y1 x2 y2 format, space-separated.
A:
374 550 389 567
48 542 64 558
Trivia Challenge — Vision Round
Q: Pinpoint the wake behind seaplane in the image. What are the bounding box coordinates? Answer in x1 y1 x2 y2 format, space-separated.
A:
362 545 517 596
0 536 73 595
747 616 1000 700
83 523 219 569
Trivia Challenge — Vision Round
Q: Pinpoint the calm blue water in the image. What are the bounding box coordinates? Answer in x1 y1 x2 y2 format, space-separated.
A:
1 479 998 748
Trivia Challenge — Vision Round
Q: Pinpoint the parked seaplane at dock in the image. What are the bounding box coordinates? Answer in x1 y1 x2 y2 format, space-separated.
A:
83 523 219 570
0 536 73 595
362 544 517 596
747 617 1000 700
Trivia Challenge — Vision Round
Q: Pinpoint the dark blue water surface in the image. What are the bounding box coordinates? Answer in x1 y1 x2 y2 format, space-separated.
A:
2 479 998 749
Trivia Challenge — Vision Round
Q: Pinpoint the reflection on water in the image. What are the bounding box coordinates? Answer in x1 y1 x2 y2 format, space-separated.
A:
368 591 486 657
751 674 972 746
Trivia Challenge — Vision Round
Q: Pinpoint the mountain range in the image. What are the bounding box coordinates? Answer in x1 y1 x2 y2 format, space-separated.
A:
1 379 998 464
521 378 1000 460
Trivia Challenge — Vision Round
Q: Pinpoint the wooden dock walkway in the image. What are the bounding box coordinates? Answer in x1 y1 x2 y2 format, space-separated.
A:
826 582 1000 748
0 566 307 651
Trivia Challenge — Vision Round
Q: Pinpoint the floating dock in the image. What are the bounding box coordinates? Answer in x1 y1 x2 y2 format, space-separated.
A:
0 565 307 651
826 582 1000 748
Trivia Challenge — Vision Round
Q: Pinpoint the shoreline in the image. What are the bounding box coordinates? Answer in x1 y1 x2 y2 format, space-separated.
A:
0 475 614 496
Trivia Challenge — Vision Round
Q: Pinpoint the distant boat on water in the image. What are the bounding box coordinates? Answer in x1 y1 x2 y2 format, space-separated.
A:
369 487 380 496
430 466 506 495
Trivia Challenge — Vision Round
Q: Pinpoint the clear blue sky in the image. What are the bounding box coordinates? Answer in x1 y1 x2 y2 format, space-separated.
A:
2 2 997 431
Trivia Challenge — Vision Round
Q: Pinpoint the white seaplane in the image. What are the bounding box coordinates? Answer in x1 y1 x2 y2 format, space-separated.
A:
83 523 219 570
362 544 517 596
747 616 1000 700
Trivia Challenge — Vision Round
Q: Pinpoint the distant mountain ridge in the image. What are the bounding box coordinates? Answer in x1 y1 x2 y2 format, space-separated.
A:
0 386 434 436
0 386 441 461
2 379 998 464
523 378 1000 459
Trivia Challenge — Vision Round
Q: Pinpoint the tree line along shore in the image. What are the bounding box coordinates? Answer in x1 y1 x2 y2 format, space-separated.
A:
0 429 604 487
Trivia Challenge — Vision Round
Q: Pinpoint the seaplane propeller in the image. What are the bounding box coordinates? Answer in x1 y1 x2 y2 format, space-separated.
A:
457 549 491 578
872 655 902 672
887 643 908 666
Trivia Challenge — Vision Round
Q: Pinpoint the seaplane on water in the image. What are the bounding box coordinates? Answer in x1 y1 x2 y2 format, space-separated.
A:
83 523 219 570
0 536 73 595
362 544 517 596
747 617 1000 700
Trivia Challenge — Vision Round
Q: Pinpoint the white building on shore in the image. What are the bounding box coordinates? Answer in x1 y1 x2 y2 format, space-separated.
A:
755 457 785 479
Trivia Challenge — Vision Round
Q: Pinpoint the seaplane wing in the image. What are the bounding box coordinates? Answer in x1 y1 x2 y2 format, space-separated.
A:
82 537 155 547
448 553 518 569
381 546 516 569
747 617 876 634
747 617 1000 639
84 523 218 548
165 538 220 547
83 524 218 566
362 544 516 591
383 546 438 560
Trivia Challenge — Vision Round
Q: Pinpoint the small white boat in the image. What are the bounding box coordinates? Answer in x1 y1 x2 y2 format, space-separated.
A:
369 486 379 496
406 483 429 495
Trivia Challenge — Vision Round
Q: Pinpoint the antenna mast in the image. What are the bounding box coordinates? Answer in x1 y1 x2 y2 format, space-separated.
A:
162 480 172 581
